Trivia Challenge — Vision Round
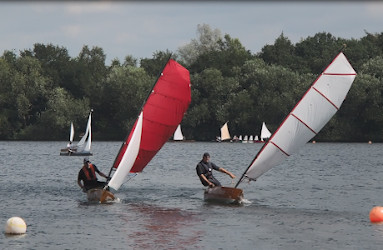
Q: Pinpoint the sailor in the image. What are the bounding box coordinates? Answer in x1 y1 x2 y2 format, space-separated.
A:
77 157 109 192
196 152 236 188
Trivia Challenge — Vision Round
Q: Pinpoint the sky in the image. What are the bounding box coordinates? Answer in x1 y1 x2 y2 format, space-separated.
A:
1 1 383 64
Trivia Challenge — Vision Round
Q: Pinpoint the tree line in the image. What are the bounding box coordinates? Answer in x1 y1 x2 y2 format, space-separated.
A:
1 24 383 142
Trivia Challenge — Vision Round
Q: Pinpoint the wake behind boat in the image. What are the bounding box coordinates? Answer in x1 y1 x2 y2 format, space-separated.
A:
89 58 191 203
60 110 93 156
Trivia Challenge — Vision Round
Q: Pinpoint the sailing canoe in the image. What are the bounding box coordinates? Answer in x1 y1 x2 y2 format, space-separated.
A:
235 52 357 187
99 59 191 201
204 186 244 204
60 110 93 156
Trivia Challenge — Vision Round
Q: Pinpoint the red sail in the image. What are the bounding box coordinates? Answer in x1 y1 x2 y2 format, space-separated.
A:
112 59 191 173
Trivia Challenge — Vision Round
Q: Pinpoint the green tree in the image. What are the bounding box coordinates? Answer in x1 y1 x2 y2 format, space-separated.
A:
140 50 173 77
99 64 153 139
177 23 222 66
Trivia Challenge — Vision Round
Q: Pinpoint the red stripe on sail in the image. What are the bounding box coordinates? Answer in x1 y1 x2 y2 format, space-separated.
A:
270 141 290 156
312 86 339 110
323 73 356 76
290 113 318 134
113 59 191 173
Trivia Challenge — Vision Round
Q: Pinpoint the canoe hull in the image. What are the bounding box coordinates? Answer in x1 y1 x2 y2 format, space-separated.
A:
204 186 243 204
86 188 115 203
60 149 92 156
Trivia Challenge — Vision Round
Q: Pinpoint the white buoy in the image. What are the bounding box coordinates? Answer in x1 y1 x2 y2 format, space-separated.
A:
5 217 27 234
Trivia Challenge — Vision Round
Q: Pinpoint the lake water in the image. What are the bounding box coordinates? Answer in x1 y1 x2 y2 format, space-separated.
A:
1 141 383 249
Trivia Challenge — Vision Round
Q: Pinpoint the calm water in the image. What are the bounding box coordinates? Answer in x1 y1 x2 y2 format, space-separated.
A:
1 141 383 249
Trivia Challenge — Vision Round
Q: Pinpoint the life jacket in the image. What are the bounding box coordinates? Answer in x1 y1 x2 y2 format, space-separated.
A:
82 163 97 181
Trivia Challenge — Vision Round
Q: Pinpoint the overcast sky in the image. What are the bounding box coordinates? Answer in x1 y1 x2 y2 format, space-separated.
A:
1 1 383 64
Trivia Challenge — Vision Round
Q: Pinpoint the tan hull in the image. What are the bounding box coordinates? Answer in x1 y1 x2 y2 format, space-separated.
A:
204 186 243 204
86 188 115 203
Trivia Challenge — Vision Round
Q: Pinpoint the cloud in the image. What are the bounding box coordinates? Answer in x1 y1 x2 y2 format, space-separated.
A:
61 25 82 38
365 2 383 18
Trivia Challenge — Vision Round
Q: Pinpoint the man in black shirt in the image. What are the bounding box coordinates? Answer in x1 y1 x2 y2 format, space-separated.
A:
77 158 109 192
196 152 236 187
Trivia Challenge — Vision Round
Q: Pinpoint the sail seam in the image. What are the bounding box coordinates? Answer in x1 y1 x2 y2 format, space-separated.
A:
270 141 290 156
312 87 339 110
323 73 356 76
291 114 317 134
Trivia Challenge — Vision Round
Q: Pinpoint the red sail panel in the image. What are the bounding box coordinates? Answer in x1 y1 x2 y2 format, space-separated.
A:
113 59 191 173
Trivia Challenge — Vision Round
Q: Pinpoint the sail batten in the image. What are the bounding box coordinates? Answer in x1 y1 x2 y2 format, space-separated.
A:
236 52 356 186
291 113 318 135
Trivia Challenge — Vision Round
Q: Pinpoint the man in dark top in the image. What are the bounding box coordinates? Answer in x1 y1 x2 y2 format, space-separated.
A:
196 152 236 187
77 157 109 192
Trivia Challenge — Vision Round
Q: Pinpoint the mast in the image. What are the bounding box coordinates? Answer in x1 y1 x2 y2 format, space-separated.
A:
235 141 268 188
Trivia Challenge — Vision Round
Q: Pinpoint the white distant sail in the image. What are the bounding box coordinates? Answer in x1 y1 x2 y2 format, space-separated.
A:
242 135 248 143
173 124 184 141
249 135 254 143
236 52 357 186
77 111 92 153
220 122 231 141
70 122 74 143
260 122 271 141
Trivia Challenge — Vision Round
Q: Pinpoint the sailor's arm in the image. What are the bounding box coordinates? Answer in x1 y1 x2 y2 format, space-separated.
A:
200 174 215 187
219 167 236 179
77 179 84 189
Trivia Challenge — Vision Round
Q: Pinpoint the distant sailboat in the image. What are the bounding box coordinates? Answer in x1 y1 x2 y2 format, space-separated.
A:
60 110 93 156
173 124 184 141
205 52 357 203
248 135 254 143
220 122 231 142
260 122 271 142
95 59 191 203
242 135 248 143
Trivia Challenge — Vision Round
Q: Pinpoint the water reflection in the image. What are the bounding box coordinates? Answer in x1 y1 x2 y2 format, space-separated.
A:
122 203 202 249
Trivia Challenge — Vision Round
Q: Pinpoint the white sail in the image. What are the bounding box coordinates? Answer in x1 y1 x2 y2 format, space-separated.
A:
220 122 231 141
76 111 92 153
70 122 74 143
242 135 248 143
260 122 271 141
239 52 356 183
248 135 254 143
84 117 91 153
108 112 143 191
173 124 184 141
